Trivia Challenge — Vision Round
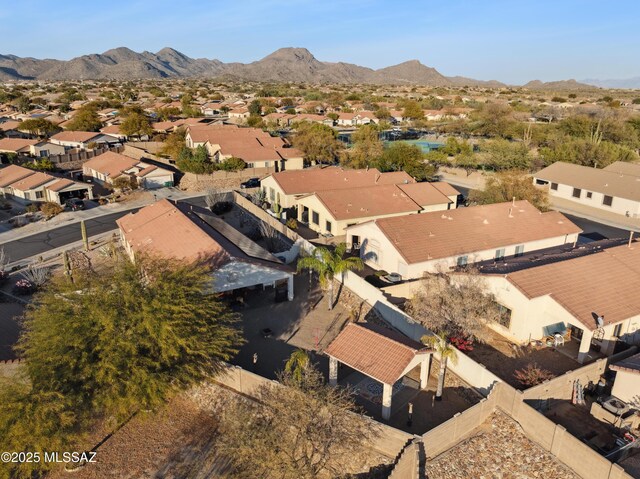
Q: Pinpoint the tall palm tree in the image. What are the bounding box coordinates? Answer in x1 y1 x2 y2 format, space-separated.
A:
284 349 310 383
421 332 458 401
297 243 364 310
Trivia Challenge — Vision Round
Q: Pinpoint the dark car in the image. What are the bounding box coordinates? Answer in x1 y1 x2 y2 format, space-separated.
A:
65 198 85 211
240 177 260 189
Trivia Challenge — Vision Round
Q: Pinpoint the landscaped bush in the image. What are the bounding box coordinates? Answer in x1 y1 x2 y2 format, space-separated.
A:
513 363 554 388
286 218 298 230
40 202 63 218
25 204 39 213
449 335 474 351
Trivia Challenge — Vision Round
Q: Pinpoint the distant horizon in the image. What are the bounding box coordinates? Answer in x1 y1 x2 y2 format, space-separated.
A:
2 0 640 84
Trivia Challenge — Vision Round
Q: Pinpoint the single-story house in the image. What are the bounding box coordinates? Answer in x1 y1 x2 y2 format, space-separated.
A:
533 161 640 219
345 200 582 278
0 120 26 138
100 125 128 140
478 243 640 363
260 166 416 209
117 199 294 299
610 353 640 405
0 164 93 204
336 111 379 127
82 151 174 189
50 131 121 150
0 138 66 158
296 181 459 237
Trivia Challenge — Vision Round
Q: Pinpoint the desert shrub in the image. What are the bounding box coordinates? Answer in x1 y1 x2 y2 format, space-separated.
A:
514 363 554 388
25 204 39 213
40 202 63 218
286 218 298 230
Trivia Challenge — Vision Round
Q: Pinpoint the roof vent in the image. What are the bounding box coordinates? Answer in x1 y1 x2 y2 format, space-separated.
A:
441 214 447 219
483 219 489 224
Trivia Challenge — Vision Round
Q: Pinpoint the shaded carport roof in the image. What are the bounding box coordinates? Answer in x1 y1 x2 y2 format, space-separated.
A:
324 322 431 386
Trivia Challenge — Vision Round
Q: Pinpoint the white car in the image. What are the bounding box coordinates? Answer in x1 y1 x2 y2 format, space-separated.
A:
384 273 402 283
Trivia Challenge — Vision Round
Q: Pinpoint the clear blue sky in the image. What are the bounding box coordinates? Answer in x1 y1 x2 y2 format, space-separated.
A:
2 0 638 84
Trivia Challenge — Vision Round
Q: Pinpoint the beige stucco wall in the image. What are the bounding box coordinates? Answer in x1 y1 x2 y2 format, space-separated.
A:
540 181 640 218
611 370 640 404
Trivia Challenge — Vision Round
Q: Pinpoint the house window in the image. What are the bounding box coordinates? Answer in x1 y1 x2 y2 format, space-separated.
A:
325 220 332 233
35 190 44 199
603 195 613 207
535 179 548 186
247 163 255 168
495 248 505 260
496 304 512 329
613 323 622 337
572 188 581 198
586 191 592 199
24 192 31 200
312 211 319 225
550 183 558 191
264 162 270 168
457 255 468 267
515 245 525 257
269 188 275 201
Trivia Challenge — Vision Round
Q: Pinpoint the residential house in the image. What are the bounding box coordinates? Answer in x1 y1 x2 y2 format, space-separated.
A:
227 107 250 121
610 353 640 404
479 244 640 363
82 151 174 188
533 161 640 219
100 124 127 140
0 138 40 157
336 111 379 127
345 200 581 279
200 102 223 117
185 125 304 171
260 166 415 209
0 120 26 138
296 181 458 237
0 164 93 204
50 131 121 150
117 199 294 299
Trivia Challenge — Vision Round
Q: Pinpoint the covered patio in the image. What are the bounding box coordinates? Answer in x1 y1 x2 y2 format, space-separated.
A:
324 322 433 420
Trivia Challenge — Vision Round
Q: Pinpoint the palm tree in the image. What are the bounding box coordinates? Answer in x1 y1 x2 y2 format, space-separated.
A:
297 243 364 310
421 332 458 401
284 349 310 383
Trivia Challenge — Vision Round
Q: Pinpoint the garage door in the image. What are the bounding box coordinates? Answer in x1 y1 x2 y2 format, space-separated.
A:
145 177 170 189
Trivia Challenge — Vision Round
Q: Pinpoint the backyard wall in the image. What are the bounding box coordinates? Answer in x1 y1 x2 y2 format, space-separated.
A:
212 362 413 460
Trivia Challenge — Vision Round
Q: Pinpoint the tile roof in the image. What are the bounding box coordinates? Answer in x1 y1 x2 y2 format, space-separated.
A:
362 200 581 264
0 120 22 131
51 131 102 143
46 178 75 192
505 244 640 330
269 166 415 196
535 161 640 202
397 182 455 207
11 171 55 191
0 164 37 187
0 138 39 152
324 322 430 385
83 151 140 178
431 181 461 198
610 352 640 375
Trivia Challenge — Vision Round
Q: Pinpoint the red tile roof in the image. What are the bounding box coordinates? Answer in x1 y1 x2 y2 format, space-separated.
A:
324 323 430 385
51 131 102 143
83 151 139 178
0 164 37 187
0 138 39 153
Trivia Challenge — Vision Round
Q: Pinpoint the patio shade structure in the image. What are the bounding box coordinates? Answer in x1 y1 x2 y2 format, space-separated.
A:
324 322 433 420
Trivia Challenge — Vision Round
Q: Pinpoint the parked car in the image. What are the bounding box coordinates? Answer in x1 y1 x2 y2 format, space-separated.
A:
384 273 402 283
65 198 85 211
240 178 260 189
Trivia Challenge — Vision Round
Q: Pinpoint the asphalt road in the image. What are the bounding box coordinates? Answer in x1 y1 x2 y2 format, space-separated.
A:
1 196 207 263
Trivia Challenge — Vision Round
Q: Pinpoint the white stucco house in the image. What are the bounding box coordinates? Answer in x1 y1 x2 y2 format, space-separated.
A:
610 353 640 405
345 200 582 279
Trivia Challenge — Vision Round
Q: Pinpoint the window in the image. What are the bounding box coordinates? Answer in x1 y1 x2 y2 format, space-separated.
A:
515 245 525 257
325 220 332 233
613 323 622 337
535 179 548 186
572 188 581 198
550 182 558 191
457 255 468 267
603 195 613 207
35 190 44 199
496 304 512 328
312 211 319 225
264 161 270 168
586 191 592 199
24 192 31 200
247 163 255 168
495 248 505 260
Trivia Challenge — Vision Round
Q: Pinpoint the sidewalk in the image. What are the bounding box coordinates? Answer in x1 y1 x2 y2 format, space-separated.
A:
0 188 203 245
549 196 640 234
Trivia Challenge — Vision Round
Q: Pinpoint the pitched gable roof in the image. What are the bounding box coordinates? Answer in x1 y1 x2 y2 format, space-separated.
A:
83 151 140 178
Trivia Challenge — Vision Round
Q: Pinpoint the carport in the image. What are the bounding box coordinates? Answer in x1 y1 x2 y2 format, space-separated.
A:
325 322 432 420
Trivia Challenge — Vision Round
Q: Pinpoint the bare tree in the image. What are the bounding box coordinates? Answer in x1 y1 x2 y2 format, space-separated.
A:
218 366 380 479
408 271 501 342
204 188 228 210
20 263 51 288
259 222 281 252
0 246 8 272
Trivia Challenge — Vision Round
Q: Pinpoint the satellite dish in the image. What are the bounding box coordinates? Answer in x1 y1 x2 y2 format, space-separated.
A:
596 316 604 327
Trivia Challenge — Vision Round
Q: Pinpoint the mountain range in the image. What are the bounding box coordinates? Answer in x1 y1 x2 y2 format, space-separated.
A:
0 47 598 89
581 77 640 89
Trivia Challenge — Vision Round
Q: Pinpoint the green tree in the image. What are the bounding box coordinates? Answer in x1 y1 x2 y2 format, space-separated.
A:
248 99 262 116
376 142 435 181
119 111 153 138
402 100 424 120
291 122 343 164
342 124 383 169
13 95 31 113
219 156 246 171
470 170 550 211
481 139 532 171
18 118 58 137
284 349 310 383
160 127 188 159
65 106 102 132
176 145 216 174
421 332 458 400
297 243 363 310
